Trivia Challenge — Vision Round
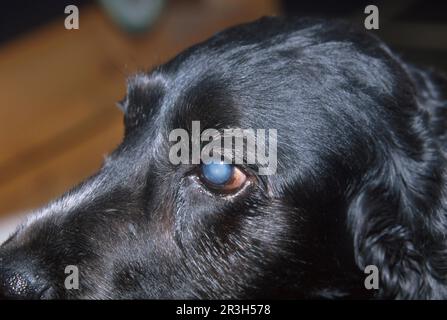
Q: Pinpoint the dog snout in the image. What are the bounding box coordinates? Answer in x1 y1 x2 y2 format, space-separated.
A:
0 253 54 299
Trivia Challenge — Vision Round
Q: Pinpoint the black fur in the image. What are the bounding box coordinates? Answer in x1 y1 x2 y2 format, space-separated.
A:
1 17 447 299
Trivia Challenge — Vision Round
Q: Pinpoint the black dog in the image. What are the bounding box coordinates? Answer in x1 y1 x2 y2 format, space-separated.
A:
1 17 447 299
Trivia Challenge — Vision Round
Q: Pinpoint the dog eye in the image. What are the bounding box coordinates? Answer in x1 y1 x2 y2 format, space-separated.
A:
200 162 247 192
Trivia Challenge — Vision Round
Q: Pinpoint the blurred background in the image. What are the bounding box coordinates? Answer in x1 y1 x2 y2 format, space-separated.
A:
0 0 446 238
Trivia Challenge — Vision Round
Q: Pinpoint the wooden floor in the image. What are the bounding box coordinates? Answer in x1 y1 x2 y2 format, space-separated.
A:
0 0 279 217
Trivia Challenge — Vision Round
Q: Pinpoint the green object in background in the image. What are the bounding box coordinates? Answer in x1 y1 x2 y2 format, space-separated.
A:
98 0 165 34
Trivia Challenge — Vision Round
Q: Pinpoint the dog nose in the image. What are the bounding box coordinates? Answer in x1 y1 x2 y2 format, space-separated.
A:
0 255 54 299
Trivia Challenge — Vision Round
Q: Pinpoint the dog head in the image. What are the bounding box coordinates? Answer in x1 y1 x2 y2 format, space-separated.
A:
1 17 447 299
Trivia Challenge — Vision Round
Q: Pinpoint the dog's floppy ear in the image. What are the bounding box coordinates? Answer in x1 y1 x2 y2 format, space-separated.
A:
116 98 128 114
347 67 447 299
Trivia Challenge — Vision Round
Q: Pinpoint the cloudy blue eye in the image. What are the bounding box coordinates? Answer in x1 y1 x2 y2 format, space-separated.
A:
201 162 234 186
199 162 248 193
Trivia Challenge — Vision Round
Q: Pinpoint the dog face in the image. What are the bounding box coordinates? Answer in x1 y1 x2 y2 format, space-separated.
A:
1 17 447 299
